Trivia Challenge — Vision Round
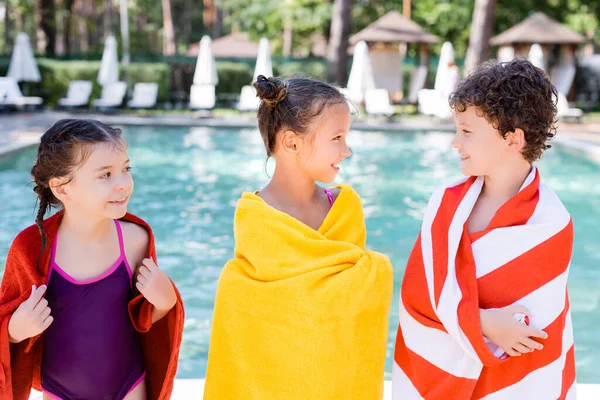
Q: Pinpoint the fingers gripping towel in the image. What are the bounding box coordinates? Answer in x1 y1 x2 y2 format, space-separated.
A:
204 184 394 400
393 167 576 400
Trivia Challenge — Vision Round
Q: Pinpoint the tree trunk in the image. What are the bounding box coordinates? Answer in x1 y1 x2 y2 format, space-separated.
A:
103 0 112 36
4 2 13 52
40 0 56 55
464 0 497 74
403 0 411 19
203 0 213 36
76 0 89 53
282 15 292 57
182 0 192 48
326 0 351 84
34 1 45 53
162 0 176 55
213 5 222 38
64 0 75 53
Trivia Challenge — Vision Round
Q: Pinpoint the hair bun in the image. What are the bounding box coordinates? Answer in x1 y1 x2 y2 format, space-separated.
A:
253 75 287 107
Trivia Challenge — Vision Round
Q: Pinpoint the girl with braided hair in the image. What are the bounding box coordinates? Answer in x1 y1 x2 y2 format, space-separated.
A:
0 119 184 400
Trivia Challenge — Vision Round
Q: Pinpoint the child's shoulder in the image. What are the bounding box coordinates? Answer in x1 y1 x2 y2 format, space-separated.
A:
120 220 149 244
120 218 150 271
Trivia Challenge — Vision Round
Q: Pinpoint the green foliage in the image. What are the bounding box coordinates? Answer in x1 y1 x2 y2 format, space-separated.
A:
222 0 331 55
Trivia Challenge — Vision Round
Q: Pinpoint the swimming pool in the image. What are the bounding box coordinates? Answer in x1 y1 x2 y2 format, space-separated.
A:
1 126 598 382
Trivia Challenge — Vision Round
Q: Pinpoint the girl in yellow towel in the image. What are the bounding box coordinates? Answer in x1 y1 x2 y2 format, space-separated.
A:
204 75 394 400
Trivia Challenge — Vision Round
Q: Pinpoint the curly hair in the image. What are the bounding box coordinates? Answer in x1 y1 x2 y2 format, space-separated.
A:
449 59 558 162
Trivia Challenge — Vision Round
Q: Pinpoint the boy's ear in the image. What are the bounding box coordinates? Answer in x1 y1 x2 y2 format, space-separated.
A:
506 128 526 152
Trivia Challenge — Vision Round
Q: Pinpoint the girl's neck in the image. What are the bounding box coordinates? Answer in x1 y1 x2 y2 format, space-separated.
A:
265 164 321 206
482 159 532 200
60 208 114 243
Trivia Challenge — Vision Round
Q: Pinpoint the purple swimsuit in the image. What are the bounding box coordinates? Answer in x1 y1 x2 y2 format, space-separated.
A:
41 220 145 400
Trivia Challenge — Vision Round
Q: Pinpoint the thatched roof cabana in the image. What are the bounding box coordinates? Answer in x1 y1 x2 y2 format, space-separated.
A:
490 12 586 46
349 11 439 45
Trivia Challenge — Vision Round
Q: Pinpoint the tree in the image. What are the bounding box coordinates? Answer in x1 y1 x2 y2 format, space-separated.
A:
222 0 331 55
40 0 56 56
63 0 75 53
326 0 351 84
464 0 496 74
161 0 176 55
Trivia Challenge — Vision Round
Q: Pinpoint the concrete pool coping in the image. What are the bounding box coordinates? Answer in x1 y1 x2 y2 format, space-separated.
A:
1 112 600 163
26 380 600 399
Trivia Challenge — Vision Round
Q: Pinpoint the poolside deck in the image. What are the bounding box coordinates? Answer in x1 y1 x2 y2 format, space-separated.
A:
26 380 600 399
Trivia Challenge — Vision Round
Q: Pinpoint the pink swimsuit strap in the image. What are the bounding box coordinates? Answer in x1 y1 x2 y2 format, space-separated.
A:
324 188 334 206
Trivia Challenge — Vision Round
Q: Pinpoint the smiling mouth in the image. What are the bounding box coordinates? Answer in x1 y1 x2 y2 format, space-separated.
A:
331 163 341 172
109 195 128 204
460 155 470 161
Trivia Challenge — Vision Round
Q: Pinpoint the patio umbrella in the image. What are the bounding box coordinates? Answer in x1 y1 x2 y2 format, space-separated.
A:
347 40 376 102
98 35 119 86
434 41 454 91
7 32 41 82
193 35 219 85
528 43 545 71
253 38 273 81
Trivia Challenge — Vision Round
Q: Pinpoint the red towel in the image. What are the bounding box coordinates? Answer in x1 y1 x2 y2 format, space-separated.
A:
393 167 576 399
0 211 184 400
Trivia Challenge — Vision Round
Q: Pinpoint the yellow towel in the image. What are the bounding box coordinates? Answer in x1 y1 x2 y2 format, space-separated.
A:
204 184 393 400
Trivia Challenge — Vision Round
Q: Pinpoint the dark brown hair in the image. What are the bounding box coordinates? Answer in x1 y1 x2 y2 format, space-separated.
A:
31 119 124 267
449 59 558 162
252 75 347 157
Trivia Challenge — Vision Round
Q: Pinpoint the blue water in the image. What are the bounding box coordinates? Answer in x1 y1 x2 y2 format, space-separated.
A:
1 126 598 382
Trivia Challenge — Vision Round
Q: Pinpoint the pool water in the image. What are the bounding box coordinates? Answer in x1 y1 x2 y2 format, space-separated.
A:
1 126 598 382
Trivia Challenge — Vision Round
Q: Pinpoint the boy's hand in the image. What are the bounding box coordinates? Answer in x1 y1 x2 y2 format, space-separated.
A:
8 285 53 343
136 258 177 312
480 306 547 357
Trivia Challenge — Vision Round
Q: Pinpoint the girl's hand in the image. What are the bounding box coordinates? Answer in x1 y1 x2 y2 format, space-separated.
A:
480 305 547 357
136 258 177 312
8 285 53 343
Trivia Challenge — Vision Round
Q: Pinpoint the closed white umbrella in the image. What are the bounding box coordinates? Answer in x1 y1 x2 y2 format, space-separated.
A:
434 41 454 91
347 40 376 103
497 46 515 62
253 38 273 81
7 32 41 82
98 35 119 86
193 35 219 85
528 43 545 71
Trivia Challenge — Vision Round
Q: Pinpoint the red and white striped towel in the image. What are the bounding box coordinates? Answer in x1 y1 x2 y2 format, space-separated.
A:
393 166 576 399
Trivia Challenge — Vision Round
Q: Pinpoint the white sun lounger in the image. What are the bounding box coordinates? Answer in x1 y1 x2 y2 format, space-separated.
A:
92 81 127 109
127 82 159 109
59 80 93 108
0 77 43 109
556 92 583 123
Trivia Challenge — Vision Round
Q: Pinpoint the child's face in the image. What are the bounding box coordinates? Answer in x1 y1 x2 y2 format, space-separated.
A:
452 107 515 177
58 142 134 219
297 102 352 183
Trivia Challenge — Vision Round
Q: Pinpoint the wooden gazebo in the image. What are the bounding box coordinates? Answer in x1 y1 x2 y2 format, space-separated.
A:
349 11 439 98
490 12 586 95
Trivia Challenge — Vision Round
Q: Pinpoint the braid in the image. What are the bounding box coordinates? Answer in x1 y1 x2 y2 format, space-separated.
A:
33 185 51 270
